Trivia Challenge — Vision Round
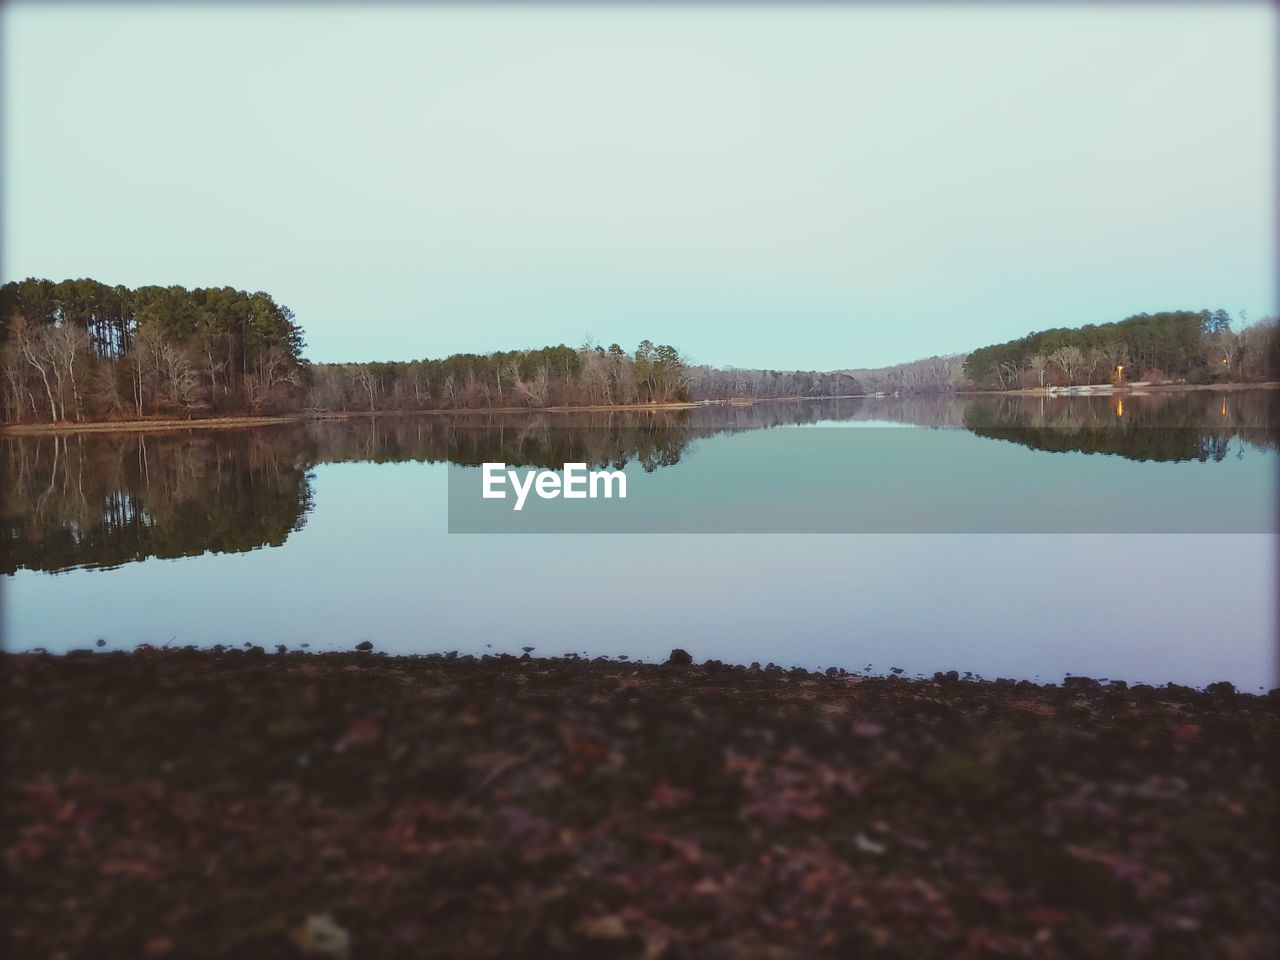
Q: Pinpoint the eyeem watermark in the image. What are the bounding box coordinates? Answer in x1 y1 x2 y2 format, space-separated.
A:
482 462 627 511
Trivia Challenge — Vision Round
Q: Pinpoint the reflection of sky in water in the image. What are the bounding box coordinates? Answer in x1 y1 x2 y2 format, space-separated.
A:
6 458 1276 691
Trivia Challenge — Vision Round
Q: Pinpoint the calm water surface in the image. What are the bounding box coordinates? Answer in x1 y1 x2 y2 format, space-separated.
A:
3 391 1277 689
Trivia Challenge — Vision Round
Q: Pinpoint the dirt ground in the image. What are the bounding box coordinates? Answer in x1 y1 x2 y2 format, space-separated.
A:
4 648 1276 959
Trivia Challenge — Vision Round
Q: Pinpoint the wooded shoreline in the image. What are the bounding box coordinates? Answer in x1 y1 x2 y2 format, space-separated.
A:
0 395 863 436
0 403 707 436
3 383 1276 437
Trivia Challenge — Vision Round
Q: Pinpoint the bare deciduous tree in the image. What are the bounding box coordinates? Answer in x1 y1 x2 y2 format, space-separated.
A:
45 323 90 420
1099 341 1130 380
12 317 64 420
246 346 300 412
504 359 549 407
160 343 206 412
2 334 34 421
1048 346 1084 386
354 366 379 411
1026 354 1049 391
1209 330 1241 372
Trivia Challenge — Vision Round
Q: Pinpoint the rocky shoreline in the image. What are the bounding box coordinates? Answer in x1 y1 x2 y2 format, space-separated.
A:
4 648 1277 958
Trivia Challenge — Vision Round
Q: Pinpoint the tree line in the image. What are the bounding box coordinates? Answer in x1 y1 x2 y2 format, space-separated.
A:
842 354 968 396
1 278 305 422
6 279 1279 422
306 339 695 413
306 343 865 413
963 309 1280 391
0 278 869 422
686 366 861 401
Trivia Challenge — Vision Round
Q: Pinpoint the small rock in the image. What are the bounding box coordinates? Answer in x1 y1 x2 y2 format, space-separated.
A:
354 640 374 652
854 832 886 855
95 638 107 648
666 648 693 667
296 914 350 959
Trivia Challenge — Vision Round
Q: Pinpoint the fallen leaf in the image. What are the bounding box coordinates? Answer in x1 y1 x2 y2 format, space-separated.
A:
648 781 693 810
335 715 381 752
143 936 174 957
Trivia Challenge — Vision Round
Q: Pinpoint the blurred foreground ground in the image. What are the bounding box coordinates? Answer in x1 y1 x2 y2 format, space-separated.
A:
3 649 1277 958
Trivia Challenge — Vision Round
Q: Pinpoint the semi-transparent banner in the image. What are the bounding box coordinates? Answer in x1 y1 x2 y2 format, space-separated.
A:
447 426 1277 533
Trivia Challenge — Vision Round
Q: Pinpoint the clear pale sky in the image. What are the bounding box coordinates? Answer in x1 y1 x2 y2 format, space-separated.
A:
2 3 1274 370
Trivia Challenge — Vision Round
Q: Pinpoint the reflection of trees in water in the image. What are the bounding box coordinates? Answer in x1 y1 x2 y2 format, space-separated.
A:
6 403 887 573
302 400 880 470
2 428 314 574
305 411 697 472
963 390 1280 461
4 391 1276 572
4 407 842 573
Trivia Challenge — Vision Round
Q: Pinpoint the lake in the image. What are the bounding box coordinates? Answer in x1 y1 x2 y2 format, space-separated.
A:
3 389 1276 690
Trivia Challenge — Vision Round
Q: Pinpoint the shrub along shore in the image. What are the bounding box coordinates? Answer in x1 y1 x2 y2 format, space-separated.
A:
4 648 1277 959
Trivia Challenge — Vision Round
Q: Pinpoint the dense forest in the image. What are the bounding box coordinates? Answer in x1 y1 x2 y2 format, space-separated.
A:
1 278 305 422
963 309 1280 391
